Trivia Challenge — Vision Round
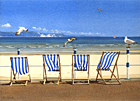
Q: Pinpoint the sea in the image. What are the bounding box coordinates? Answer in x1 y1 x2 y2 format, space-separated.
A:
0 35 140 52
0 31 140 51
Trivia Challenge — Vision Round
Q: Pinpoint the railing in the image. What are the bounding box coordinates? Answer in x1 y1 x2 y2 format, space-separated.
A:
0 50 140 55
0 64 140 67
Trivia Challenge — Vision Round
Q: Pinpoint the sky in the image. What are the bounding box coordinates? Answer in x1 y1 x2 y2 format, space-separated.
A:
0 0 140 37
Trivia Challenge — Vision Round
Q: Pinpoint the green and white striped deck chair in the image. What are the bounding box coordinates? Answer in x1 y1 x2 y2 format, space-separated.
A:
43 54 61 85
96 51 121 84
72 54 90 85
10 57 30 86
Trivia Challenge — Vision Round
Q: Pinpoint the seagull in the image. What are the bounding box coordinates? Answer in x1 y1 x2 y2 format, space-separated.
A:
124 36 137 48
63 37 77 47
97 7 102 11
15 27 28 35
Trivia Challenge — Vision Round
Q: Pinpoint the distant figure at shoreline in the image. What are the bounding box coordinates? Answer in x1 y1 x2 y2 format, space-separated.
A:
63 37 77 47
15 27 28 36
124 36 137 48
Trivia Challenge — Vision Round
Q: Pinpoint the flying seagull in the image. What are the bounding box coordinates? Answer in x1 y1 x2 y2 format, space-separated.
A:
63 37 77 47
124 36 137 48
15 27 28 35
97 7 102 11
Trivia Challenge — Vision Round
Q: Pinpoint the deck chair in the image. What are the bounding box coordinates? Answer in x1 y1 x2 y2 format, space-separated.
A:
72 54 90 85
96 51 121 84
10 57 30 86
43 54 61 85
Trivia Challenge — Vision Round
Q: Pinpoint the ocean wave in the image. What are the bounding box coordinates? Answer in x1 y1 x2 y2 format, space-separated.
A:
5 46 15 48
0 37 140 51
1 43 140 50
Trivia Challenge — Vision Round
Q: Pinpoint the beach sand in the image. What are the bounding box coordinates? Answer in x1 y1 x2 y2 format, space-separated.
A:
0 81 140 101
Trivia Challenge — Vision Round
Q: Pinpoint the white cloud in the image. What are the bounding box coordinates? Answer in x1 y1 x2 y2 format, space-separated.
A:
49 29 59 33
32 27 42 30
96 33 101 35
32 27 36 29
32 26 102 36
67 31 73 34
50 30 55 33
89 32 92 35
1 23 11 27
42 28 47 31
55 29 59 33
37 27 42 30
61 31 66 33
74 32 78 34
37 32 40 35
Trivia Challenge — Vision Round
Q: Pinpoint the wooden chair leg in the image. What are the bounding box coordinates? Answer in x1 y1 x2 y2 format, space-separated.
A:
10 77 15 86
88 79 89 85
109 69 121 84
96 70 99 81
28 74 31 82
55 77 59 85
116 66 120 79
43 79 46 85
97 70 106 84
72 79 74 85
100 74 106 84
25 81 28 86
57 79 59 85
10 81 13 86
55 74 60 85
110 66 116 79
57 80 59 85
72 71 74 85
87 72 90 84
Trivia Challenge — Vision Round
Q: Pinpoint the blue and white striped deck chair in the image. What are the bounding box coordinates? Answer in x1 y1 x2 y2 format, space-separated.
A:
96 51 121 84
72 54 90 85
43 54 61 85
10 57 30 86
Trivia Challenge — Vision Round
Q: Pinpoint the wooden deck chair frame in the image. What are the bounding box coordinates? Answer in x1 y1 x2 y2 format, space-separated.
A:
43 54 61 85
96 51 121 85
72 54 90 85
10 57 31 86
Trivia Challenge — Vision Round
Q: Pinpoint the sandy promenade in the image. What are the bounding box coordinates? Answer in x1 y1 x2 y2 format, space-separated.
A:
0 81 140 101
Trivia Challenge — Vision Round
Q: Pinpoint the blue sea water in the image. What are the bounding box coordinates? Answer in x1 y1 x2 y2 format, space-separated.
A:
0 36 140 51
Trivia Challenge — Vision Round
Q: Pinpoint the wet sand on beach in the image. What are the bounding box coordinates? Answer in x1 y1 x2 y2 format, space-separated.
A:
0 81 140 101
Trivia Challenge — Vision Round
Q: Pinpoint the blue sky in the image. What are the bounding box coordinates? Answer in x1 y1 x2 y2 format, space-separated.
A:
0 0 140 37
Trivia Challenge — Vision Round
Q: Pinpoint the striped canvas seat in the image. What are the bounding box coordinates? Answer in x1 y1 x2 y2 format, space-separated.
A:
10 57 30 86
74 54 89 71
11 57 28 75
43 54 61 85
44 54 59 71
72 54 90 85
97 52 118 70
96 51 121 85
